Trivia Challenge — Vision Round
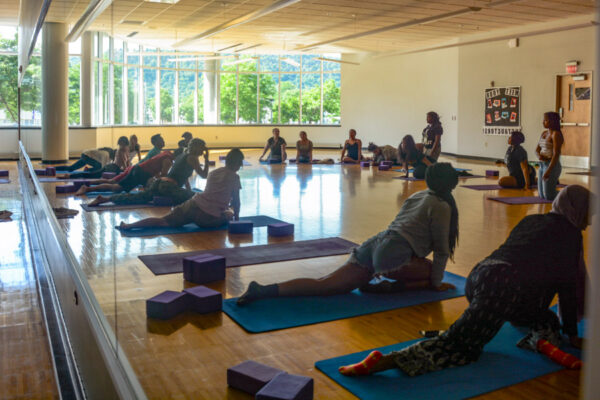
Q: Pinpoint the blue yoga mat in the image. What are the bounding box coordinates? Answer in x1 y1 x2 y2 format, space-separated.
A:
223 272 466 333
315 315 583 400
116 215 285 237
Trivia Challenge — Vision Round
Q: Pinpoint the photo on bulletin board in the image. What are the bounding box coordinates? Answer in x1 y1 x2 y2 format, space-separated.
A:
576 87 591 100
483 86 521 135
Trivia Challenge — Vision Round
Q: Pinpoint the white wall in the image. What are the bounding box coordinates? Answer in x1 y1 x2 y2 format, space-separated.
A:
340 49 459 153
457 25 596 163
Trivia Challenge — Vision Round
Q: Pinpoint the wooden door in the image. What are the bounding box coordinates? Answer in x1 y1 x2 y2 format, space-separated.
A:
556 74 592 160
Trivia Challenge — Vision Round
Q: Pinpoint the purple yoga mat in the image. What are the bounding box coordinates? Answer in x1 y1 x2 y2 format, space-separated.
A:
488 196 552 204
138 237 358 275
462 184 566 191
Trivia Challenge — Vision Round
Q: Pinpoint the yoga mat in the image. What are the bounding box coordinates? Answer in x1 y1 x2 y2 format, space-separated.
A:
140 237 357 274
462 184 566 191
0 179 10 184
315 317 584 400
39 177 91 182
223 272 466 333
393 177 423 181
488 196 552 204
392 168 471 173
81 202 156 212
121 215 286 238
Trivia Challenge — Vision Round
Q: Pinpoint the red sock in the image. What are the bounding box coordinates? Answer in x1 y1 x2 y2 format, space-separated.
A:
537 339 582 370
339 351 383 376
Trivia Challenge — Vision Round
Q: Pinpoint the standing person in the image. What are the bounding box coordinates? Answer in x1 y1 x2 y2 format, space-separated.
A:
296 131 313 163
422 111 443 161
367 143 399 164
88 139 209 207
173 131 193 158
75 150 174 195
496 131 535 189
340 129 362 163
259 128 287 163
535 112 564 200
339 185 590 377
113 136 130 170
56 147 114 173
398 135 434 179
118 149 244 231
139 134 166 163
237 163 460 305
129 135 141 163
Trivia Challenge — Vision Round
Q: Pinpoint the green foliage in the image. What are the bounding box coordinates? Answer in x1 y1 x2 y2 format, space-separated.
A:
68 58 81 125
160 87 174 122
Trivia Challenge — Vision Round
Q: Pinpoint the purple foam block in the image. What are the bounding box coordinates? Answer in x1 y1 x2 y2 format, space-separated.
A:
102 172 117 179
0 170 8 177
256 373 314 400
378 164 391 171
45 167 56 176
288 159 297 163
360 161 370 167
183 285 222 314
381 160 394 167
219 155 227 161
227 361 285 395
56 184 77 193
228 220 253 234
153 196 174 206
182 253 226 284
146 290 189 320
267 223 294 237
486 170 499 177
35 169 46 176
208 160 216 166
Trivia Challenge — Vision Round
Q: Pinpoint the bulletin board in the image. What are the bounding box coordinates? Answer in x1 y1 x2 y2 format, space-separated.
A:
483 86 521 135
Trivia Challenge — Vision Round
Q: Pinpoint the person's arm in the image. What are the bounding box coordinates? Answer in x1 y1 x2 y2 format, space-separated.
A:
281 143 287 161
340 141 347 159
259 142 270 161
296 142 300 161
230 189 241 221
520 160 531 189
309 144 313 162
429 202 451 289
543 131 564 180
357 139 362 160
185 180 191 191
421 154 433 167
558 279 579 344
159 159 172 177
190 151 209 179
403 160 409 177
535 134 544 160
432 134 441 155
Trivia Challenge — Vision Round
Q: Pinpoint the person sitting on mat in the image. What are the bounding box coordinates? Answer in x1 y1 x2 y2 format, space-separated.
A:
367 142 399 164
113 136 131 170
75 150 174 196
56 147 115 173
338 184 590 377
296 131 313 163
340 129 362 163
139 134 166 163
173 131 193 158
535 112 564 200
118 149 244 231
129 135 141 163
398 135 434 179
88 138 209 207
67 136 131 179
495 131 535 189
259 128 287 163
236 162 459 306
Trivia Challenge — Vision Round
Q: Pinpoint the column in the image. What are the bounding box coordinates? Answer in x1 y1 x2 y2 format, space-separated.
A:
80 31 93 127
41 22 68 162
203 59 218 124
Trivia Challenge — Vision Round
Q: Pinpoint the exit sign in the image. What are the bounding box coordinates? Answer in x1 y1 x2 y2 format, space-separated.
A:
566 61 579 74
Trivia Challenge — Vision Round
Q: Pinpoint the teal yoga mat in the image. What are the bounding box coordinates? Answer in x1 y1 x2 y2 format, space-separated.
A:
116 215 285 237
223 272 466 333
315 315 583 400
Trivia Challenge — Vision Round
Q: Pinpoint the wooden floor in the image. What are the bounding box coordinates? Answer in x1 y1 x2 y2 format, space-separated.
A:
0 162 59 400
38 150 591 399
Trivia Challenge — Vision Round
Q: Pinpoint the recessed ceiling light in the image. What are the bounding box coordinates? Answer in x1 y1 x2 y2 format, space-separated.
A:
127 31 138 37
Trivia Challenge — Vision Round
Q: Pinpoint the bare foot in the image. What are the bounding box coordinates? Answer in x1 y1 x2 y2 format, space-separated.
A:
88 195 108 207
119 221 131 230
75 185 88 196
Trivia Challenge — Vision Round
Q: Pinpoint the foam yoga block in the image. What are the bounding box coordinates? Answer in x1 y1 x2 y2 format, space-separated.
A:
208 160 216 166
360 161 370 167
153 196 174 206
102 172 117 179
146 290 189 319
378 164 391 171
227 361 285 395
183 253 226 284
0 170 8 177
56 185 77 193
256 373 314 400
486 170 499 177
183 285 222 314
267 223 294 237
228 220 253 234
45 167 56 176
34 169 46 176
219 155 227 161
381 161 394 166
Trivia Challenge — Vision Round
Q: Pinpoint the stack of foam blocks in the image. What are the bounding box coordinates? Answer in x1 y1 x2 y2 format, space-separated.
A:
267 223 294 237
228 360 313 400
486 170 499 177
146 286 222 319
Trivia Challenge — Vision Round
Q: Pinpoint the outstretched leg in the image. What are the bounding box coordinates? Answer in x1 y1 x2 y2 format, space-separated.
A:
87 195 111 207
119 217 169 230
76 183 122 196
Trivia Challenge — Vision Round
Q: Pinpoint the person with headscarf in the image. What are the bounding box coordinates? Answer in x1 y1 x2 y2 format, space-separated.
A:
338 185 591 377
496 131 536 189
236 163 460 306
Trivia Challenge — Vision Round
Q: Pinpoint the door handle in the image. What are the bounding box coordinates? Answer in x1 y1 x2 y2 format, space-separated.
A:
561 122 577 126
577 123 590 127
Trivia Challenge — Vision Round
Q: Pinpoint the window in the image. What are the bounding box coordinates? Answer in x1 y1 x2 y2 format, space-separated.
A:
143 69 157 124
